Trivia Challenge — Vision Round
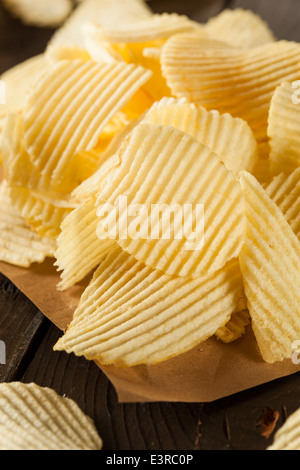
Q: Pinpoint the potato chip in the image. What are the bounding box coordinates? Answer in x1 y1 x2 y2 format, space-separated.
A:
86 13 200 44
268 82 300 174
73 112 131 181
143 97 258 177
205 9 275 49
0 114 75 238
1 104 106 205
8 186 74 239
72 115 144 202
0 382 102 450
143 47 162 60
2 0 73 27
84 14 203 102
268 406 300 450
24 60 152 192
265 168 300 239
0 55 49 128
54 247 244 366
1 113 50 191
74 97 258 202
161 35 300 154
45 45 92 65
49 0 153 49
85 32 170 102
239 171 300 363
215 310 250 344
95 123 245 279
0 182 56 267
252 158 275 186
55 197 116 291
72 152 121 203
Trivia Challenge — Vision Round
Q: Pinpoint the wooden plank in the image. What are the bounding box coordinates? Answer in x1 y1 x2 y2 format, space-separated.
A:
20 325 203 450
20 321 300 450
0 273 48 382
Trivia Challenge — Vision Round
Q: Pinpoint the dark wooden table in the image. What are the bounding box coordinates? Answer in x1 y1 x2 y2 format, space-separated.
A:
1 0 300 451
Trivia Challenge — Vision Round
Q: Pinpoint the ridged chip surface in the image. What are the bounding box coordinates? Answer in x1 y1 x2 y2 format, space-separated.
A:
0 382 102 450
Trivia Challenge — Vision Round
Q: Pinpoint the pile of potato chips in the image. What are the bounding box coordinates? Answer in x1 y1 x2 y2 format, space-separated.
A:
1 0 300 368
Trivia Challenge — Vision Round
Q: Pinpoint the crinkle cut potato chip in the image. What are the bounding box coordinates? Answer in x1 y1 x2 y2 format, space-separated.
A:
8 186 74 240
143 97 258 177
46 45 92 65
73 97 257 202
0 55 49 129
86 13 201 44
265 168 300 239
161 35 300 154
49 0 153 49
55 197 116 291
0 382 102 450
72 112 131 181
95 123 245 279
0 182 56 267
72 114 149 203
239 172 300 364
268 82 300 174
84 13 203 102
205 9 275 49
72 151 123 203
1 112 54 192
215 310 250 344
71 118 139 203
23 60 152 193
268 407 300 450
0 114 75 239
54 246 244 366
2 0 73 27
63 97 256 288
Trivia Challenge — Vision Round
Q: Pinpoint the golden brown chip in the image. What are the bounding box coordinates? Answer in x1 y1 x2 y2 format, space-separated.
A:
215 310 250 344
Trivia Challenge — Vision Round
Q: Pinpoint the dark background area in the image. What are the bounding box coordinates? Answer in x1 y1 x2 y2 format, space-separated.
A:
1 0 300 450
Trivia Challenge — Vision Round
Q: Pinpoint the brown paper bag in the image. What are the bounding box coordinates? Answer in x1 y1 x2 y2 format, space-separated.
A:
0 258 299 403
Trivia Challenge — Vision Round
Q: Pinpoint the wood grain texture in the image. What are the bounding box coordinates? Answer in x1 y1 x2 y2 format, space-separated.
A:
1 0 300 451
0 273 48 382
19 323 300 450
